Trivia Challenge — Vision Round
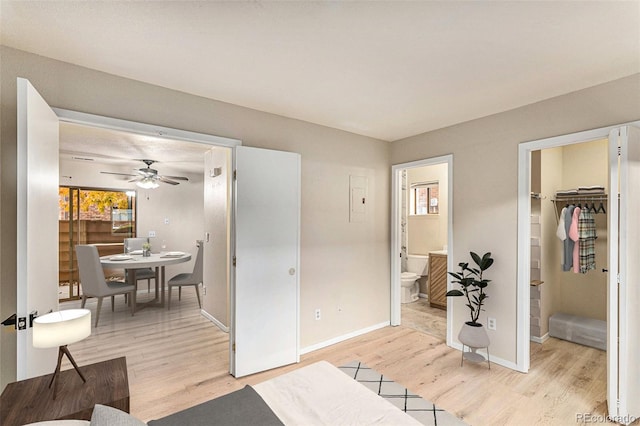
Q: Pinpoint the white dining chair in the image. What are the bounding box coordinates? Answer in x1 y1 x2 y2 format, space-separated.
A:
75 245 135 327
167 241 203 310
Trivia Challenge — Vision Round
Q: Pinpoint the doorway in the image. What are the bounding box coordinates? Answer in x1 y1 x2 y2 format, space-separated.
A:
56 112 301 379
517 122 640 421
18 79 301 381
391 155 453 345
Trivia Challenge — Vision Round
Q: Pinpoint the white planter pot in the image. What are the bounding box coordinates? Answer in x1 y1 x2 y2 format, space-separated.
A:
458 322 491 367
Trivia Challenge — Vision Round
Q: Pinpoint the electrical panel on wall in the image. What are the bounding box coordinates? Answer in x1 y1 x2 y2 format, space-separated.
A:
349 175 368 223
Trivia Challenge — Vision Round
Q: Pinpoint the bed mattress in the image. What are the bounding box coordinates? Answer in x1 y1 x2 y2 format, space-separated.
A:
254 361 422 425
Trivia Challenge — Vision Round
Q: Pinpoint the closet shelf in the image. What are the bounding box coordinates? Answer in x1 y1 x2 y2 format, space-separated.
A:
551 194 608 202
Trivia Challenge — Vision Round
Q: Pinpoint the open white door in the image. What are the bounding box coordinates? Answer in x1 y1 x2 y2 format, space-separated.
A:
608 126 640 423
16 78 60 379
231 146 300 377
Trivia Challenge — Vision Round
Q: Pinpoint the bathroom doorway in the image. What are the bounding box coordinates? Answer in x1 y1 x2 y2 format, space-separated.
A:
391 155 453 344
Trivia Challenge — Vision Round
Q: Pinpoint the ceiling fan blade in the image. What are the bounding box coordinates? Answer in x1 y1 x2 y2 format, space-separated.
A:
157 176 180 185
162 175 189 181
101 171 138 177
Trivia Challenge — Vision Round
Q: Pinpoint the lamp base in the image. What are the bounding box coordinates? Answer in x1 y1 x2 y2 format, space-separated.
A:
48 345 86 399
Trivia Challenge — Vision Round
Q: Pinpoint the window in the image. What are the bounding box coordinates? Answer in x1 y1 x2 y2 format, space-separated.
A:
410 181 439 215
58 187 137 301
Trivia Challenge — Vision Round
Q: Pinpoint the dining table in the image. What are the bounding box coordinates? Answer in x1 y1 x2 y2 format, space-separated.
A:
99 251 192 312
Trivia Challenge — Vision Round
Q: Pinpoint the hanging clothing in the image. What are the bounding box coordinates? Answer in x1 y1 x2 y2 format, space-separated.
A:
562 205 576 271
568 206 581 273
556 207 567 240
578 209 597 273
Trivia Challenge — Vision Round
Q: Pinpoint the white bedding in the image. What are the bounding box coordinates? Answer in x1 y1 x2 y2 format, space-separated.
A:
254 361 422 425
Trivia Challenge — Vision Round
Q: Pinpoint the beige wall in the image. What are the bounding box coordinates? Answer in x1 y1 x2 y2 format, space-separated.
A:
406 163 448 255
391 73 640 365
0 47 391 388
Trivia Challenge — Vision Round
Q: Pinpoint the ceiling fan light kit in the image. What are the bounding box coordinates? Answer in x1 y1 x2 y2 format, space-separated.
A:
137 178 160 189
100 159 189 189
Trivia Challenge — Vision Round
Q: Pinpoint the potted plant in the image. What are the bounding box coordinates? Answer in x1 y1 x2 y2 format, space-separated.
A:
142 241 151 257
447 251 494 363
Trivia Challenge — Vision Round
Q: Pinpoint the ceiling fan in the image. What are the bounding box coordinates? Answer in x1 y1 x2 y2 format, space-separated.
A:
100 159 189 189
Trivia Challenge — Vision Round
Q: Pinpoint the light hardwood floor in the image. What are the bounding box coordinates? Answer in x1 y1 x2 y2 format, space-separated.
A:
61 291 615 425
401 297 446 340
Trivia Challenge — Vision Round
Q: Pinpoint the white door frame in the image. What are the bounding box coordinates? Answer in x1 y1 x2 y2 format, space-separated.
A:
516 120 640 373
391 155 454 346
53 109 241 149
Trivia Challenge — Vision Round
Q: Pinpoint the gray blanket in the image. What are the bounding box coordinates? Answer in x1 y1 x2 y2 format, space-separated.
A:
148 385 283 426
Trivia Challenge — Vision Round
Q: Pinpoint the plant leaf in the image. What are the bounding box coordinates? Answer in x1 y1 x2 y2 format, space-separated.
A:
448 272 463 280
470 251 482 266
446 290 464 297
480 257 494 271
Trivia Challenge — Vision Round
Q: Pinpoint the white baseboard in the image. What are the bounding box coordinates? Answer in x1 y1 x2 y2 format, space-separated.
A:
300 321 389 355
530 333 549 344
200 309 229 333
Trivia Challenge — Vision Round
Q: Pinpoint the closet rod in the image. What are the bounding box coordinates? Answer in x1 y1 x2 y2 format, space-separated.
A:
551 194 608 222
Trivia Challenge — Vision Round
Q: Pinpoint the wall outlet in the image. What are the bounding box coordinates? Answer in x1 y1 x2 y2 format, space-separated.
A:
148 230 156 238
164 217 170 225
488 317 497 330
315 309 321 320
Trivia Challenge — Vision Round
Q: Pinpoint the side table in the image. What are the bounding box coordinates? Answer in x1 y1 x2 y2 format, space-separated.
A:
1 357 129 426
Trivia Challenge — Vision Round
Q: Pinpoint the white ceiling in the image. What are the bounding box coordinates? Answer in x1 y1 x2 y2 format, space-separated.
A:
59 122 212 175
2 1 639 142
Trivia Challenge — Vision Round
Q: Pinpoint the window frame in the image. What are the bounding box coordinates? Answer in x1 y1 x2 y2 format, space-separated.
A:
409 181 439 216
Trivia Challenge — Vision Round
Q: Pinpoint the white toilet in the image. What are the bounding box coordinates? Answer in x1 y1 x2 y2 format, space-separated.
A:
401 254 429 303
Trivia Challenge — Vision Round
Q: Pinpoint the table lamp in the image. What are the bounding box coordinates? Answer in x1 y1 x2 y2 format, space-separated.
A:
33 309 91 399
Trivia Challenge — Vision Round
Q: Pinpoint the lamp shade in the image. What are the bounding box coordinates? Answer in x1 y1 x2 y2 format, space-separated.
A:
33 309 91 348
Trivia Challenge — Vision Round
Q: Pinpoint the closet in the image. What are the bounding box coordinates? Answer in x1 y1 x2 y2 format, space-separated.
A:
523 125 640 422
533 139 609 347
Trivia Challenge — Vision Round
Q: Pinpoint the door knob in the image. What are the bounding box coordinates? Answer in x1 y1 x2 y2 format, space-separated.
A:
289 268 296 276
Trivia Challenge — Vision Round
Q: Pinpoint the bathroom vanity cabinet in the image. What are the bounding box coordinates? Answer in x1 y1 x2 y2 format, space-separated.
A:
428 252 448 309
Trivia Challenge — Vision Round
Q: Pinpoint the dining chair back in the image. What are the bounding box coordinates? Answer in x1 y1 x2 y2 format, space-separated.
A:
124 237 146 252
75 245 135 327
123 237 157 292
167 241 203 310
